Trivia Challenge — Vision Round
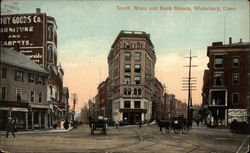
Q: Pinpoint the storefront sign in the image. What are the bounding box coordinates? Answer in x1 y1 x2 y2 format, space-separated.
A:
228 109 248 123
0 14 45 66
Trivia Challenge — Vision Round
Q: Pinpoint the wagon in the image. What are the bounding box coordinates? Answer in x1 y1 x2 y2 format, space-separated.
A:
90 117 108 135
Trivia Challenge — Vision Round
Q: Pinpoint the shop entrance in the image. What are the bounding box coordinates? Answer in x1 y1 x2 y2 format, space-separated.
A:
123 112 141 125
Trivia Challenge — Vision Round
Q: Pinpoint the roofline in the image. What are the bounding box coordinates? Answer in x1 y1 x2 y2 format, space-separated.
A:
1 62 49 75
111 30 154 48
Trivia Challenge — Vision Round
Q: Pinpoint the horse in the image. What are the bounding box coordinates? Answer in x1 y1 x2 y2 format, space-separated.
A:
156 119 171 134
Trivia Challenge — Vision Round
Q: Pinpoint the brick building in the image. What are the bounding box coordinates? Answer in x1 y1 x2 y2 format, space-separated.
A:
202 38 250 127
0 9 65 125
106 30 158 124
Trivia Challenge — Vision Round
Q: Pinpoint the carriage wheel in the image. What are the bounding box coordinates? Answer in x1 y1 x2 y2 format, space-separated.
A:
182 125 189 134
164 126 171 134
174 128 180 134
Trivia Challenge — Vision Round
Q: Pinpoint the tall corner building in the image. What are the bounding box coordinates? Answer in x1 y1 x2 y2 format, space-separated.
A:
107 30 156 124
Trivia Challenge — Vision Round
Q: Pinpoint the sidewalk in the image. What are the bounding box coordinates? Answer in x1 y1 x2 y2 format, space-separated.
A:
0 126 74 135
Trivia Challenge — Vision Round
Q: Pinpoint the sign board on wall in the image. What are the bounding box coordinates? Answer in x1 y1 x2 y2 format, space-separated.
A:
228 109 248 123
0 14 45 66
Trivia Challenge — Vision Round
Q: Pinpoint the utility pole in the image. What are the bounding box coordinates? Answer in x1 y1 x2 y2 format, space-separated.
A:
71 93 77 121
182 50 197 126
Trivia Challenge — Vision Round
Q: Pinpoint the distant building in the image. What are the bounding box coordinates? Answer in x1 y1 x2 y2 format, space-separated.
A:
0 47 49 130
202 38 250 127
62 87 69 120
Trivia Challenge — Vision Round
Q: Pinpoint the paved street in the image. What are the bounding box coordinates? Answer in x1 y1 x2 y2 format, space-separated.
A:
0 125 248 153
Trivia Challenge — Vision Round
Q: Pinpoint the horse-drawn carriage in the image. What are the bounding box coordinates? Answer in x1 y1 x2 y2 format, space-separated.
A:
90 116 108 135
156 116 191 134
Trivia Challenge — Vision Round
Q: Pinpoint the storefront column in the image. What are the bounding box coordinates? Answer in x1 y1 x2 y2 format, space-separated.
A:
142 113 145 122
44 113 46 128
32 112 34 130
120 112 123 121
25 112 28 130
38 112 41 129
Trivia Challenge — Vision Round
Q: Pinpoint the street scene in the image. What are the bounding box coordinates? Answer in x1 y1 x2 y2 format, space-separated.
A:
1 124 248 153
0 0 249 153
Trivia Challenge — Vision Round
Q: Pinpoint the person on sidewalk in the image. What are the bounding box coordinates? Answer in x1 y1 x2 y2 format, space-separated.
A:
196 118 200 127
6 118 15 138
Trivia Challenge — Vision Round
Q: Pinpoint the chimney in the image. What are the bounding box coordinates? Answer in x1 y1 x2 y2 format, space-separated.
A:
36 8 41 13
229 37 232 45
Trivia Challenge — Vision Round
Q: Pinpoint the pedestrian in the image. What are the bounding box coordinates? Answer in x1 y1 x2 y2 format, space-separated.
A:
6 118 15 138
196 118 200 127
115 121 119 129
139 120 142 128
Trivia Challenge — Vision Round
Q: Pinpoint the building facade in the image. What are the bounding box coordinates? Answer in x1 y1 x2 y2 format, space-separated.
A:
0 47 50 130
202 38 250 127
107 30 157 124
0 8 65 126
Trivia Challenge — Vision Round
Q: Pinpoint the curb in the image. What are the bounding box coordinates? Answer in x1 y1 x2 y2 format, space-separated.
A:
0 126 74 135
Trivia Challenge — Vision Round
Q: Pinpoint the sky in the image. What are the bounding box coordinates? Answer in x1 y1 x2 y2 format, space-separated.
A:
2 0 249 111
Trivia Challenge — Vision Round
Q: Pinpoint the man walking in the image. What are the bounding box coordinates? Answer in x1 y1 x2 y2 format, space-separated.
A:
6 118 15 138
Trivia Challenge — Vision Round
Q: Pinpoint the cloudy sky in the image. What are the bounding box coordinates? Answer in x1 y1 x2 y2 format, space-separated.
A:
2 0 249 111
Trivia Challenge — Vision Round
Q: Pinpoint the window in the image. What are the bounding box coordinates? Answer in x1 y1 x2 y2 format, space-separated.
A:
49 85 53 95
123 88 131 95
232 93 239 104
137 42 141 48
47 45 53 61
47 26 53 41
134 88 141 95
124 101 130 108
28 73 34 82
128 88 131 95
124 64 131 73
125 52 131 61
125 42 130 48
38 76 43 84
134 88 138 95
135 101 141 108
214 55 223 68
1 87 6 100
135 76 141 85
135 64 141 73
124 76 131 84
233 57 239 67
214 72 224 86
232 73 239 84
135 53 141 61
38 92 42 103
15 71 23 81
16 89 21 102
124 88 128 95
30 91 35 103
2 68 7 78
138 88 141 95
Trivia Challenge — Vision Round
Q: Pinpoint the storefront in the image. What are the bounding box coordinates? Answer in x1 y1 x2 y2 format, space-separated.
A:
120 109 147 125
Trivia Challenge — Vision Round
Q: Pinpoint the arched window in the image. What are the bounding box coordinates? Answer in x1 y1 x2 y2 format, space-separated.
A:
124 88 127 95
47 26 53 41
134 88 138 95
49 85 53 95
128 88 131 95
47 45 53 62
